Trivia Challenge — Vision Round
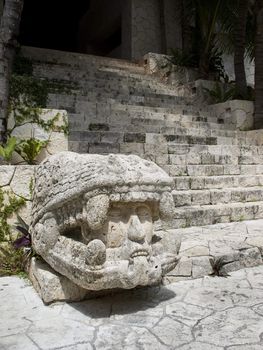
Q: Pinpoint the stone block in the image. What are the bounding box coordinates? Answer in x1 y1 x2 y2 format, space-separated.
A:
120 143 144 155
69 131 100 143
190 178 205 190
0 166 15 187
168 144 189 155
89 143 120 154
168 257 192 277
155 154 169 166
174 177 190 190
180 239 210 257
220 248 262 275
210 190 231 204
191 190 210 205
173 191 191 207
10 165 35 200
192 256 213 278
224 165 240 175
47 132 68 155
169 155 186 165
145 143 168 155
168 165 187 176
187 165 224 176
100 132 124 144
230 205 254 222
240 165 256 175
29 258 87 304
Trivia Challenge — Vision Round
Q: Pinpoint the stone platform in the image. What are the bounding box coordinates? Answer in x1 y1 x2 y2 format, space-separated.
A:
167 219 263 281
1 265 263 349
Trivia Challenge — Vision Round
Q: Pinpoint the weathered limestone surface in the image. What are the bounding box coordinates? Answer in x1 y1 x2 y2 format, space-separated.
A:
2 265 263 349
30 152 180 302
165 219 263 282
207 100 254 131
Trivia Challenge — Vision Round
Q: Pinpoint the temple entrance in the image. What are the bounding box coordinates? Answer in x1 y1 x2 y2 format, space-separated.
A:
19 0 122 57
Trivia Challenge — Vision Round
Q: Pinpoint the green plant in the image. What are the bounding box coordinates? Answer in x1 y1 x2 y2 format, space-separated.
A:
0 189 27 276
209 257 230 277
13 53 33 76
165 48 198 70
203 82 237 103
15 138 48 165
0 136 17 162
29 177 34 197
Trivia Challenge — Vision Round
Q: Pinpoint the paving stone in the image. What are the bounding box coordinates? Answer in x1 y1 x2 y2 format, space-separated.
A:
166 301 213 327
192 256 213 278
152 317 193 347
0 166 15 187
27 318 95 350
193 307 263 347
2 263 263 349
0 334 39 350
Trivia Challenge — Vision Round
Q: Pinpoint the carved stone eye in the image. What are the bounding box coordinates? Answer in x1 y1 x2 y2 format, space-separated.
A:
136 206 152 222
61 226 83 242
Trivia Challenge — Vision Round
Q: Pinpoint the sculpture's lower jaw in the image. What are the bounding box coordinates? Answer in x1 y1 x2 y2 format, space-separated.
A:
70 254 178 290
29 255 177 304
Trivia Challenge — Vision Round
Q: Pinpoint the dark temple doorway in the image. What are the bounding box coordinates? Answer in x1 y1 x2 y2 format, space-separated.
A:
19 0 122 57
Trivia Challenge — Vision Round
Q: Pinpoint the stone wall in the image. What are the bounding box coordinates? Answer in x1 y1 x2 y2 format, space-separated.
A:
0 108 69 226
0 165 35 225
207 100 254 131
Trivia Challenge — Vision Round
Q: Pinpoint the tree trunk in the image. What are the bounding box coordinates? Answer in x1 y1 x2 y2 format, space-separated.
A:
254 0 263 129
234 0 248 97
0 0 24 144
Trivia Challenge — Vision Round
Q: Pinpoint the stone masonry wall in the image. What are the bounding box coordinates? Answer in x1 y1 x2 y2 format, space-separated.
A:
0 108 69 226
0 165 35 226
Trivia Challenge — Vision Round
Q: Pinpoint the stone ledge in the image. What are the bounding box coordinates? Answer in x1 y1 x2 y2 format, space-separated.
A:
166 219 263 282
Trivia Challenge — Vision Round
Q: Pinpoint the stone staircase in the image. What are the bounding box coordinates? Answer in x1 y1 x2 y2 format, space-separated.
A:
20 46 263 280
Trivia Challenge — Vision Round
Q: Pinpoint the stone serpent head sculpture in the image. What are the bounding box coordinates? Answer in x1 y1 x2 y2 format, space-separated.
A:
30 152 179 291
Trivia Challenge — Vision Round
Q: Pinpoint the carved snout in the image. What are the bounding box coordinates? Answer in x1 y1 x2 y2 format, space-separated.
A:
127 215 146 243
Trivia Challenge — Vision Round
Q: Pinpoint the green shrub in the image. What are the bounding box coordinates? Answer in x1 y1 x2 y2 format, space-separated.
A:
0 137 17 163
15 138 48 165
0 189 27 276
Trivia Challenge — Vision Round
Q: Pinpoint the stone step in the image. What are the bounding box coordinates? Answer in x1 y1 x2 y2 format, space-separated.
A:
47 91 194 112
164 164 263 177
34 64 181 97
21 46 143 71
174 175 263 190
169 201 263 229
172 186 263 207
66 108 236 133
31 59 191 99
68 133 218 150
70 119 241 139
166 219 263 280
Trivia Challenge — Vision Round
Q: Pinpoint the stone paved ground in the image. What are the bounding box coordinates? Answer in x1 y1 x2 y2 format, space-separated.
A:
2 266 263 350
